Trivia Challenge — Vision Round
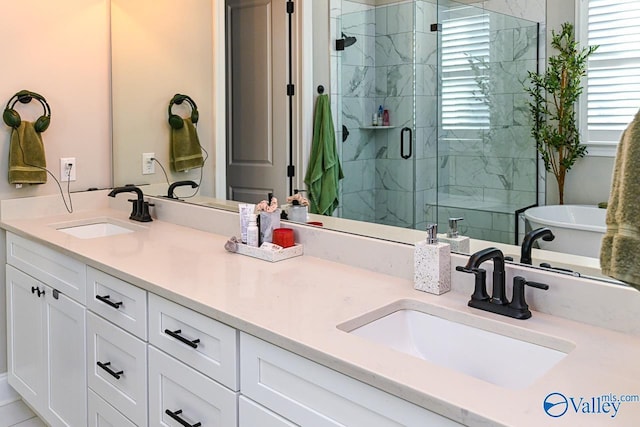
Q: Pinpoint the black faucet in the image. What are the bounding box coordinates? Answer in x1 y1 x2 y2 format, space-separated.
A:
520 227 555 265
108 186 153 222
167 180 198 199
461 247 508 304
456 247 549 319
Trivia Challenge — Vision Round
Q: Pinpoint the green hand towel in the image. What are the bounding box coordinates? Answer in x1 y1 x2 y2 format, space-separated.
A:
304 94 344 216
171 117 204 172
600 109 640 291
8 121 47 184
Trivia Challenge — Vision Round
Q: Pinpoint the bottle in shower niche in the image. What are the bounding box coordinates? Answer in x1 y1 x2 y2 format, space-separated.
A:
246 214 259 247
414 224 451 295
382 109 390 126
377 105 383 126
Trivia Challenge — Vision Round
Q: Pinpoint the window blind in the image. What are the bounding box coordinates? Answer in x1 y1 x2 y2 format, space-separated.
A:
586 0 640 144
441 11 490 130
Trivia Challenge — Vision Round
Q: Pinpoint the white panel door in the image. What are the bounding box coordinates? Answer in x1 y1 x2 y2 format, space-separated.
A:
226 0 290 202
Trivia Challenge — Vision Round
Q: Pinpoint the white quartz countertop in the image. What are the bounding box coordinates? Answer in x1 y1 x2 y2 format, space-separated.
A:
2 208 639 426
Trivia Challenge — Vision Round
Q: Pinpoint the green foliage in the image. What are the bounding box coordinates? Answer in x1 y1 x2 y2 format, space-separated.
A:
524 22 597 203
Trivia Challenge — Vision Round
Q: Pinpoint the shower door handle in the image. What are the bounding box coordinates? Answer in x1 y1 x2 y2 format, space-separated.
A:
400 127 412 159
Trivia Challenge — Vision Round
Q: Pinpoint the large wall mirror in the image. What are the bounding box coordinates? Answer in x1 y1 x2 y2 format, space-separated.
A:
111 0 621 286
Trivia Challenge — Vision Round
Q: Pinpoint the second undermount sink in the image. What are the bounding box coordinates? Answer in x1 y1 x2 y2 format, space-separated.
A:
340 303 573 389
52 218 142 239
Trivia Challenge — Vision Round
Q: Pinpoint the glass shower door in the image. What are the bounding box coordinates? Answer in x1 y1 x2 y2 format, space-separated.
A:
435 1 539 244
337 1 420 229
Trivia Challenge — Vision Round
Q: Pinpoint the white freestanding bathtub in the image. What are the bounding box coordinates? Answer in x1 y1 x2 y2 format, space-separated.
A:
524 205 606 258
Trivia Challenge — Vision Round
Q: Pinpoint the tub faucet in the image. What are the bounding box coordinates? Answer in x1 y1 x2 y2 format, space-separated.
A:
456 247 549 319
167 180 198 199
108 185 153 222
520 227 555 265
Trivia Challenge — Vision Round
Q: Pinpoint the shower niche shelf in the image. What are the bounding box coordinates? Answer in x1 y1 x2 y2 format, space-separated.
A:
360 126 397 130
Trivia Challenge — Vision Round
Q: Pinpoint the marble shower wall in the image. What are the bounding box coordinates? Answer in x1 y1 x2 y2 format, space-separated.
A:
337 0 377 223
374 2 421 229
337 0 439 228
436 10 539 243
331 0 543 244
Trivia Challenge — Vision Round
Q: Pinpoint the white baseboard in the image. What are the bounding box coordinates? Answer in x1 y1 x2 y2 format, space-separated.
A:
0 373 19 406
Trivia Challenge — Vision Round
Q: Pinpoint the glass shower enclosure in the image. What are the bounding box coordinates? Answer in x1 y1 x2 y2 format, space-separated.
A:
333 0 539 244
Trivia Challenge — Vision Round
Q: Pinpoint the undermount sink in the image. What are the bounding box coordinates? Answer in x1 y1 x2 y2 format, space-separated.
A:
52 218 141 239
340 303 573 389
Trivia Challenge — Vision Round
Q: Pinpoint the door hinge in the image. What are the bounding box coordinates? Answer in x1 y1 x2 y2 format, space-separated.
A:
287 84 295 96
287 1 294 14
287 165 295 178
430 23 442 32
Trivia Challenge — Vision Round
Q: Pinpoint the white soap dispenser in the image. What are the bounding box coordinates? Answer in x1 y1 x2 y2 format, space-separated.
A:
414 224 451 295
438 217 471 253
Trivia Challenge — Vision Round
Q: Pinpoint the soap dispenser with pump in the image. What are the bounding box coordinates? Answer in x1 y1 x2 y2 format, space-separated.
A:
438 217 470 253
414 224 451 295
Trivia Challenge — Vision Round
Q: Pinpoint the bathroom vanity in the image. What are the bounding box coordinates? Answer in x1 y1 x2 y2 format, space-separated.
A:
1 192 639 426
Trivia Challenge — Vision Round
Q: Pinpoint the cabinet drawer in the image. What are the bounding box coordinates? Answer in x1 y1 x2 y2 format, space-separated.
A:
87 312 147 427
149 346 238 427
240 396 297 427
88 389 136 427
87 267 147 340
6 232 86 304
148 293 238 390
241 333 462 427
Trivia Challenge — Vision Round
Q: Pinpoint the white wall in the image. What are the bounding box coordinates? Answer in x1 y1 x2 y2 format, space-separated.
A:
0 0 111 374
111 0 215 196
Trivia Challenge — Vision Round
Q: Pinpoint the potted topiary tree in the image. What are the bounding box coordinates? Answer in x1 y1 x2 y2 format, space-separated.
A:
525 22 597 205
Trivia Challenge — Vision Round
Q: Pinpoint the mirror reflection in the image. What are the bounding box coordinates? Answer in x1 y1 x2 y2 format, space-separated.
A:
110 0 621 285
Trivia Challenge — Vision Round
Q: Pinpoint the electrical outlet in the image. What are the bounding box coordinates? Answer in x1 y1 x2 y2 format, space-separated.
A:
142 153 155 175
60 157 76 182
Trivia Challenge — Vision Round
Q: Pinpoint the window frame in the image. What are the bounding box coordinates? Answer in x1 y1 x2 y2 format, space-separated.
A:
575 0 639 157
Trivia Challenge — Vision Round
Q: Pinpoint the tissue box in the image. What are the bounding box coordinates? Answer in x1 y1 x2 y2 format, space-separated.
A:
414 241 451 295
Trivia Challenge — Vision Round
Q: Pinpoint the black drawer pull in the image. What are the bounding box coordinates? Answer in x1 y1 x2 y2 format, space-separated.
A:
96 294 123 309
165 409 201 427
164 329 200 349
97 361 123 379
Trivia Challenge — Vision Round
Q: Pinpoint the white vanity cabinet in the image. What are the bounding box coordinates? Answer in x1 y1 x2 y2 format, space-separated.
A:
241 333 463 427
4 231 466 427
239 396 298 427
6 264 87 427
87 312 148 426
88 389 137 427
148 293 239 390
147 294 240 426
148 346 238 426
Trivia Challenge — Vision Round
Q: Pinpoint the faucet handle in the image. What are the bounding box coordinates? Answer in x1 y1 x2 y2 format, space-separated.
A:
455 266 490 302
509 276 549 319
